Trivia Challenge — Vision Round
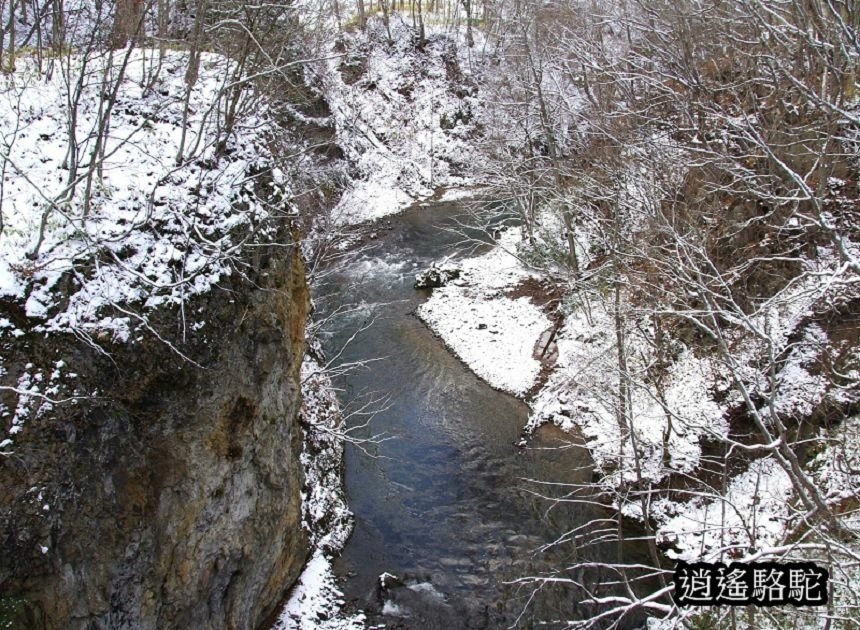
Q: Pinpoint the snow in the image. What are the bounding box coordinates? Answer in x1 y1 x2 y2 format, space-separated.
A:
414 186 857 615
277 550 364 630
0 48 279 338
0 46 283 448
275 351 363 629
436 187 482 202
808 415 860 506
653 457 794 563
416 227 551 396
312 17 485 226
528 300 729 486
297 355 354 554
419 292 548 396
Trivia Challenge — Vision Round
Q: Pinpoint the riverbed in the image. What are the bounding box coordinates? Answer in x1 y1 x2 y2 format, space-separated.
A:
314 200 648 628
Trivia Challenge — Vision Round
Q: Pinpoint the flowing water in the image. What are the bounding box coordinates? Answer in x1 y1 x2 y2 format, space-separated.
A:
315 201 650 629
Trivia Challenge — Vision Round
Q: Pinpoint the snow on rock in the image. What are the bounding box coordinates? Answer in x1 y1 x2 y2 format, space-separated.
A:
416 227 550 396
276 351 363 629
413 263 460 288
298 354 353 554
313 17 485 225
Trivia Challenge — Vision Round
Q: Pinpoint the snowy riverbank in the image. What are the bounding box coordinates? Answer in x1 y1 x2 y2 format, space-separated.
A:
416 227 550 397
414 219 857 579
276 351 365 630
312 17 485 226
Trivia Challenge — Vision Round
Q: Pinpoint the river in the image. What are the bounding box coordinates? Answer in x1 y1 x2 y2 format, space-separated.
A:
314 200 650 629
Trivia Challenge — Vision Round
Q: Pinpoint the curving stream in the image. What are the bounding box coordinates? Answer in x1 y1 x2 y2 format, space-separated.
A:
314 200 649 629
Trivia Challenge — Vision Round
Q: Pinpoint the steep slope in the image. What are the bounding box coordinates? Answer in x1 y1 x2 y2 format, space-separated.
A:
0 49 312 628
307 16 484 225
1 236 310 629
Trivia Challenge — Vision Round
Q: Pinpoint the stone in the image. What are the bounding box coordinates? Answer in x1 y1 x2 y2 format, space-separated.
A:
414 264 461 289
0 233 311 629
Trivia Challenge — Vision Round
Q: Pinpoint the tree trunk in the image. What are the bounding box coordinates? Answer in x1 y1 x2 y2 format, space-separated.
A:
356 0 366 31
462 0 473 47
110 0 143 49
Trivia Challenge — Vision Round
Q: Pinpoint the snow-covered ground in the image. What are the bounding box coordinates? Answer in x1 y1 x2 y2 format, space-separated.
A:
416 227 551 396
0 47 285 450
651 457 794 563
414 206 860 589
0 48 279 334
311 16 485 225
529 306 729 487
276 353 365 630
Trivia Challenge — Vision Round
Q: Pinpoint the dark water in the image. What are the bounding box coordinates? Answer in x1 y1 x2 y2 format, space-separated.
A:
315 202 650 629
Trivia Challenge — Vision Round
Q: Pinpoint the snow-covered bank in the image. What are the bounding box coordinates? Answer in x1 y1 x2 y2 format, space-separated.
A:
528 307 728 485
276 352 364 630
0 48 281 332
278 550 364 630
416 227 552 396
414 212 860 586
312 17 485 225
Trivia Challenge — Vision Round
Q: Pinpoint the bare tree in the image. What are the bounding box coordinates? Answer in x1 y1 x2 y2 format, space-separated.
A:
475 0 860 625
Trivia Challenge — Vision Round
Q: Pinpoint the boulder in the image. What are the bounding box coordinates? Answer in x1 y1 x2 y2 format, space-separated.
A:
414 264 461 289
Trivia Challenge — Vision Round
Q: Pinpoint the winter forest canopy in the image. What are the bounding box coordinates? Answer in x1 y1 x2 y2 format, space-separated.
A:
0 0 858 627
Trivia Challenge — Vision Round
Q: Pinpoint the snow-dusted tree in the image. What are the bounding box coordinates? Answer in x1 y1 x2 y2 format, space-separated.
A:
476 0 860 626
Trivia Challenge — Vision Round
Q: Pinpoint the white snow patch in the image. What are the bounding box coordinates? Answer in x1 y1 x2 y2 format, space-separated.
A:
654 457 794 562
381 601 408 617
417 227 549 396
419 292 548 395
276 351 361 629
277 550 365 630
312 17 485 226
436 188 481 202
0 48 279 341
530 302 728 486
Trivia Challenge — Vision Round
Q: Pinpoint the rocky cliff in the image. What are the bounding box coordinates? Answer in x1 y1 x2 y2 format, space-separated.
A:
0 233 310 629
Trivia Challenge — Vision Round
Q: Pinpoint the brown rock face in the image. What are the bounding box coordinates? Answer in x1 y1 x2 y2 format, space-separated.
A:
0 238 310 629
